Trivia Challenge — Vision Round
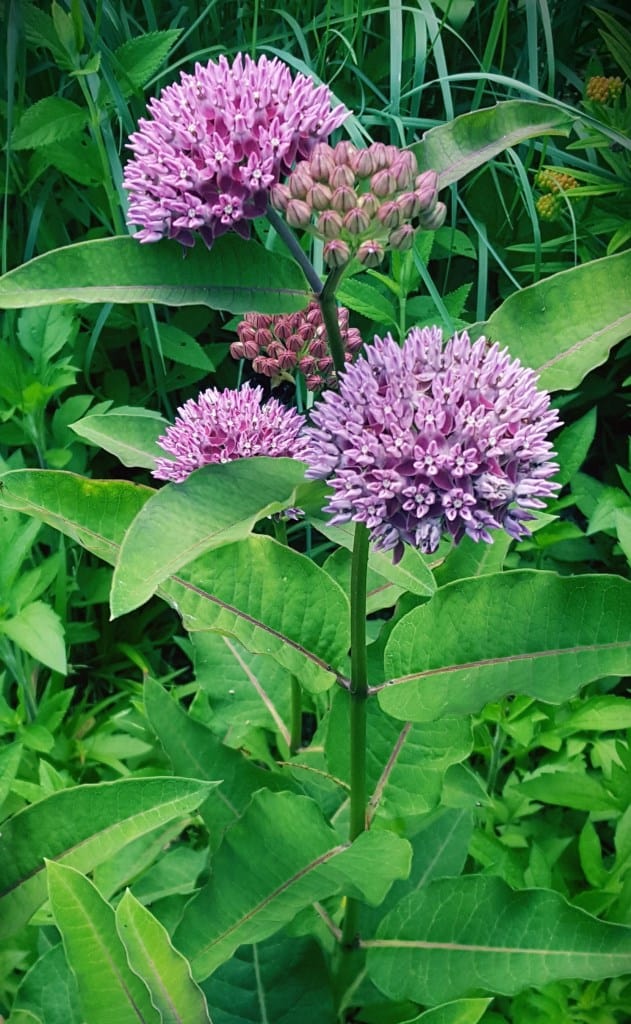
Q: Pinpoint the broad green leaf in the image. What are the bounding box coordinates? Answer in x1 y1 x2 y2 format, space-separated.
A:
365 875 631 1004
0 776 214 940
415 100 573 188
113 30 182 94
144 678 291 846
201 935 335 1024
553 408 597 487
0 600 66 674
480 250 631 391
0 235 309 313
0 470 152 565
111 458 309 616
336 278 398 326
0 742 23 810
70 407 170 469
12 97 87 149
175 790 411 979
562 696 631 733
17 305 79 363
311 513 436 597
380 571 631 722
517 768 619 813
116 890 212 1024
404 999 492 1024
11 943 83 1024
433 532 511 586
159 536 350 693
47 862 161 1024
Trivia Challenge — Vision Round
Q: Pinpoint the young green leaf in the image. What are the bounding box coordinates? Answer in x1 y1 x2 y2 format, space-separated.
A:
70 407 170 469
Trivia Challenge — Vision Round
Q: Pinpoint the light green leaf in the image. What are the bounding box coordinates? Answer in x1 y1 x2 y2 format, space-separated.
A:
404 998 493 1024
0 235 309 313
553 407 598 486
111 458 309 616
0 776 214 940
365 875 631 1003
175 790 411 979
0 742 23 810
380 571 631 722
562 696 631 733
0 600 66 674
47 862 161 1024
12 97 88 149
480 250 631 391
517 768 618 813
116 890 212 1024
70 407 170 469
415 100 573 188
113 30 182 94
150 323 217 371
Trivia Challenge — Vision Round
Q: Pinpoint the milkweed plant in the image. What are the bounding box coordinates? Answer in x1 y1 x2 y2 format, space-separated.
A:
1 45 631 1024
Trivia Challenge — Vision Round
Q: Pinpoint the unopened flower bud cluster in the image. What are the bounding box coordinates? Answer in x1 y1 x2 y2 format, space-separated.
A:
534 168 579 222
270 140 447 269
231 301 363 390
585 75 624 103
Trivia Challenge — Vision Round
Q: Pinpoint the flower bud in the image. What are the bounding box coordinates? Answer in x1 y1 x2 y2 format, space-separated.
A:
371 169 398 198
330 163 357 189
397 191 422 219
286 198 312 228
306 374 323 391
323 239 351 267
306 182 332 210
357 192 380 218
330 185 358 214
333 140 357 165
230 341 246 360
346 328 363 352
419 202 447 231
343 206 371 235
356 239 385 267
270 183 290 211
289 164 314 199
278 349 297 371
252 355 274 376
316 209 343 239
267 340 284 359
299 355 317 375
317 356 334 372
388 223 415 251
309 337 327 358
237 321 257 345
255 327 273 348
377 200 401 230
309 143 336 181
370 142 389 170
352 148 375 178
287 332 305 353
274 320 292 341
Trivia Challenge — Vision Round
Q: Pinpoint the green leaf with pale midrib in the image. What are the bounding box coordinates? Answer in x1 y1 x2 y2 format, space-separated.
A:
0 235 309 313
365 875 631 1004
380 571 631 722
70 408 170 469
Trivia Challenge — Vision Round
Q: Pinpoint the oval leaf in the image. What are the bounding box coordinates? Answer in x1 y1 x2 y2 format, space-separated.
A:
70 408 170 469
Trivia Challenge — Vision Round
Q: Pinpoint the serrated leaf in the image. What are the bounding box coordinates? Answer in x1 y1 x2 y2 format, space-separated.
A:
70 408 170 468
365 875 631 1004
116 890 212 1024
12 97 87 149
113 30 182 95
0 776 214 940
336 278 398 326
0 235 309 313
47 863 161 1024
379 571 631 722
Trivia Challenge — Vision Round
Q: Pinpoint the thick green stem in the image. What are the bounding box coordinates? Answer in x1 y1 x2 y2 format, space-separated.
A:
340 521 370 950
265 203 323 295
319 266 348 376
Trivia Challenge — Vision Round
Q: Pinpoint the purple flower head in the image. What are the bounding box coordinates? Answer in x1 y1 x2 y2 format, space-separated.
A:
153 383 309 483
124 53 348 248
304 328 561 563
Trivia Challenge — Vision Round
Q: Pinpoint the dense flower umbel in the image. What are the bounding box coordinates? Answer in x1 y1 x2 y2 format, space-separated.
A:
124 54 347 247
153 383 309 482
270 140 446 269
304 328 560 563
231 302 363 390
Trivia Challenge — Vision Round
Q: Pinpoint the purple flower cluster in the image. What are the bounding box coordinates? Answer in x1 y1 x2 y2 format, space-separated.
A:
153 383 308 483
231 301 363 390
304 327 560 562
124 53 347 247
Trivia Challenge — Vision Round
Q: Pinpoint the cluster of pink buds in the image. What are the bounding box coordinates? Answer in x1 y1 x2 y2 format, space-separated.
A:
270 140 446 269
230 301 363 390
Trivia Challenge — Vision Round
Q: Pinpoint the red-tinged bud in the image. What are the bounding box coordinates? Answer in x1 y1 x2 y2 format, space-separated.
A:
343 206 371 235
392 149 418 185
309 143 336 181
352 147 375 178
274 320 292 341
415 169 439 195
278 349 297 370
270 183 290 211
388 223 415 251
371 169 398 198
230 341 246 360
299 355 317 374
287 332 306 352
309 337 327 358
346 328 363 351
377 200 401 229
333 140 357 165
356 239 385 267
255 328 273 348
357 192 380 218
384 144 399 165
267 340 284 359
265 357 282 376
370 142 389 170
307 182 332 210
419 201 447 230
252 355 273 376
318 356 334 372
286 198 312 228
306 305 322 326
416 182 438 212
316 209 343 239
331 186 358 213
306 374 323 391
397 191 422 219
323 239 351 267
289 163 314 198
330 163 356 189
237 322 257 345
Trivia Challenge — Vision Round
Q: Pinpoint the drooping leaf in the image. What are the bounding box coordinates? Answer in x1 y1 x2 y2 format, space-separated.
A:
480 250 631 391
116 890 212 1024
0 235 309 313
175 790 411 979
46 862 161 1024
0 776 214 940
365 875 631 1004
110 458 309 616
415 100 573 188
379 571 631 722
70 407 170 469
